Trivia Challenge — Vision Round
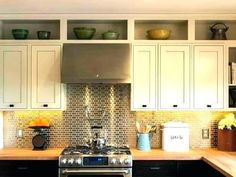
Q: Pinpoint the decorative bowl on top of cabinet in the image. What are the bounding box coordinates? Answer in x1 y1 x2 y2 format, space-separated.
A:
0 20 60 40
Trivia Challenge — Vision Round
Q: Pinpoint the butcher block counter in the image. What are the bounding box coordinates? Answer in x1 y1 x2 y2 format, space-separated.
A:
131 148 236 177
0 148 63 160
0 148 235 177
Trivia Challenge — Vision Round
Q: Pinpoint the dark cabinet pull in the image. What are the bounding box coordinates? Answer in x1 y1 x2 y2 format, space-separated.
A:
43 104 48 107
9 104 14 107
149 167 161 170
142 105 147 108
173 105 178 107
207 105 212 108
17 166 29 170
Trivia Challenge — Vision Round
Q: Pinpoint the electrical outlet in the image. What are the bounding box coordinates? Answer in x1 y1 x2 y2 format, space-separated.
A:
202 129 209 139
16 129 23 138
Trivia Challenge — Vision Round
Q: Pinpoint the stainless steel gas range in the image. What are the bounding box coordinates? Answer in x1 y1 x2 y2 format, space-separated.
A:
59 145 132 177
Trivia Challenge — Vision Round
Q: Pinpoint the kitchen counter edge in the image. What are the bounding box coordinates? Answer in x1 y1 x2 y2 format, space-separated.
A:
0 148 235 177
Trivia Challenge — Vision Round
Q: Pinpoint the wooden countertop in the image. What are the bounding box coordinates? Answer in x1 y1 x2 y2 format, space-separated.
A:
131 148 236 177
0 148 63 160
0 148 235 177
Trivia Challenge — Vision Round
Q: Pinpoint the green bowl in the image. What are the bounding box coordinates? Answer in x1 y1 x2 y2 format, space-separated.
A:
102 31 119 40
12 29 29 40
73 27 96 39
37 31 51 39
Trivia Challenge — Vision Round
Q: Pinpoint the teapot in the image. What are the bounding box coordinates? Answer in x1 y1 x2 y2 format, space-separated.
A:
210 23 229 40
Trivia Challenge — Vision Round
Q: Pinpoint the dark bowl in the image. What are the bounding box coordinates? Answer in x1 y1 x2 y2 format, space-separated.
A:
12 29 29 40
37 31 51 39
73 27 96 39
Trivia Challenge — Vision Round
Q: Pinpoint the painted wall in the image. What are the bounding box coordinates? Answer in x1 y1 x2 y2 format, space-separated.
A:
0 0 235 14
0 112 3 149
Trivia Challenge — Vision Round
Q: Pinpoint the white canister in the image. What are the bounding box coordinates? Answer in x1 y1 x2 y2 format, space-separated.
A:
162 121 189 152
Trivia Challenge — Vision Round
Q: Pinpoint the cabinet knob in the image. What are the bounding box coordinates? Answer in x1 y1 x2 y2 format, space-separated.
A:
43 104 48 107
142 105 147 108
173 105 178 107
9 104 14 107
207 105 212 108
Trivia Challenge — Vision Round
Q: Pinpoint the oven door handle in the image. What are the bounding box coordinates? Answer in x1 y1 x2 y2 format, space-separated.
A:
62 169 129 174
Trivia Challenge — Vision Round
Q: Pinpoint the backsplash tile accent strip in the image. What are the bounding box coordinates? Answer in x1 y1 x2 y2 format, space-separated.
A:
3 84 228 149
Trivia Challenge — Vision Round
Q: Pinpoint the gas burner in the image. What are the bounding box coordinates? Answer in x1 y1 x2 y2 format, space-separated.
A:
61 144 131 155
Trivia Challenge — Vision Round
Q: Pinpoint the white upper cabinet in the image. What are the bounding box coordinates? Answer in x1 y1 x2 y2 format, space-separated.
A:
132 45 157 110
0 46 27 109
31 45 62 109
193 45 224 109
159 45 190 109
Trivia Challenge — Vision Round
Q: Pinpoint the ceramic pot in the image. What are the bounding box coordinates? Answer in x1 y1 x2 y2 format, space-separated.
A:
37 31 51 39
210 23 229 40
102 31 119 40
73 27 96 39
12 29 29 39
218 129 236 151
137 133 152 151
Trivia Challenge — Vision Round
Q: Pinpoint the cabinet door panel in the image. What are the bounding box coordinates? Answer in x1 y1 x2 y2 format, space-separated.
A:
0 46 27 109
132 45 157 110
160 45 190 109
193 45 224 109
133 160 177 177
31 46 61 109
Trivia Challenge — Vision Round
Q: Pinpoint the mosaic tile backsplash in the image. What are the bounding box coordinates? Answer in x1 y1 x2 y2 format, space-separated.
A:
3 84 227 149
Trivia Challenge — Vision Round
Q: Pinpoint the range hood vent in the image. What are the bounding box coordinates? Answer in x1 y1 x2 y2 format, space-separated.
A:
61 44 131 83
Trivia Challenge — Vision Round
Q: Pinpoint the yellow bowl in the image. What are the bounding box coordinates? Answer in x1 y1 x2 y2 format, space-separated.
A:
147 29 171 40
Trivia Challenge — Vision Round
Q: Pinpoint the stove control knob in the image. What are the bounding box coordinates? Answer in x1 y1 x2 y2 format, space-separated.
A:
124 159 131 165
75 158 82 165
110 158 116 165
61 158 67 164
118 159 123 164
68 158 74 165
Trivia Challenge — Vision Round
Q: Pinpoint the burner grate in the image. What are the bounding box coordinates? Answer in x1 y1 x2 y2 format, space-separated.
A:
62 145 131 155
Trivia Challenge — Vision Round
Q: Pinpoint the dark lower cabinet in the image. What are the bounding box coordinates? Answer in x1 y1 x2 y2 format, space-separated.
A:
0 160 58 177
133 161 177 177
133 160 225 177
177 160 225 177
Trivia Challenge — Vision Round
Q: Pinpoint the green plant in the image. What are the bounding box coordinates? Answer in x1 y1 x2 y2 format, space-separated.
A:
218 113 236 130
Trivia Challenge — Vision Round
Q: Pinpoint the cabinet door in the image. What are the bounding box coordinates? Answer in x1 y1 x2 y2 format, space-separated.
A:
193 45 224 109
160 45 190 109
0 46 27 109
0 160 58 177
177 161 225 177
133 160 177 177
31 45 61 109
132 45 157 110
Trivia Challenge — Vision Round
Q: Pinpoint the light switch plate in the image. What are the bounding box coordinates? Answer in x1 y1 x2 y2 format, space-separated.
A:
202 129 209 139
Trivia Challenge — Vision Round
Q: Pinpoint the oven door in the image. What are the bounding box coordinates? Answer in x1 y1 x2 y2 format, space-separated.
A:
59 168 132 177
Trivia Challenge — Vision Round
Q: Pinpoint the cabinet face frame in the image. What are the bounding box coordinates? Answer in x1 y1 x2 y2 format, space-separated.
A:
192 45 224 109
159 44 191 110
131 44 157 111
0 14 236 111
0 45 28 109
31 45 62 109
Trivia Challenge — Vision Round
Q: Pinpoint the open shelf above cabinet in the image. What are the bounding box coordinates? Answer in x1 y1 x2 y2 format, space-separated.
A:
0 20 60 40
67 20 128 40
195 20 236 40
228 47 236 108
134 20 188 40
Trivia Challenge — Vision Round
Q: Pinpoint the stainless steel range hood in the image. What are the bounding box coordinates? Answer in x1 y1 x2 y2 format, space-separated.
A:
61 44 131 83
